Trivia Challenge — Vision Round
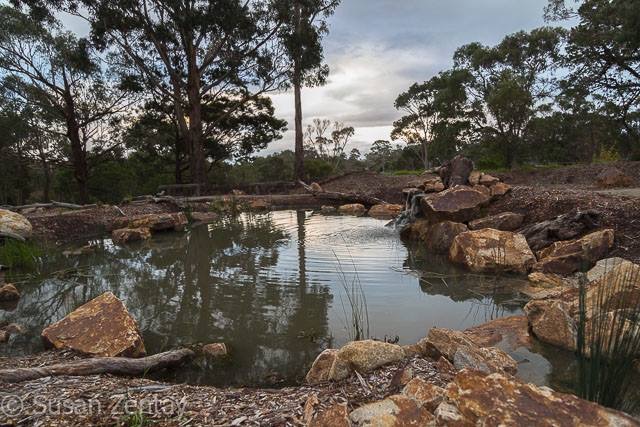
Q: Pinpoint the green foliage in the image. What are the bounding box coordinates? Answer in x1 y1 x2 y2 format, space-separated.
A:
576 263 640 413
0 239 41 270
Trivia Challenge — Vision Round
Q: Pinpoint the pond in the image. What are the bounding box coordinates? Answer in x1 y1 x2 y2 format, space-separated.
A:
0 210 575 389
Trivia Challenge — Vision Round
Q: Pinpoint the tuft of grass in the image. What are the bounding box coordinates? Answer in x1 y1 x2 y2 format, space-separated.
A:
334 249 370 342
0 239 41 270
124 410 149 427
576 261 640 412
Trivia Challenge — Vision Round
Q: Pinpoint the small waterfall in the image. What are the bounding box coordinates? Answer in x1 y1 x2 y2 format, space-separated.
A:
388 189 425 230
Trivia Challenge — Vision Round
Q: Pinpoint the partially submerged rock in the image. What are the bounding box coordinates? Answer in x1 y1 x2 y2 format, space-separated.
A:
420 186 491 223
320 205 337 214
112 212 188 232
329 340 406 381
306 349 338 384
440 369 639 426
111 227 152 245
469 212 524 231
524 295 578 351
190 212 218 224
423 328 517 375
449 229 536 274
202 342 228 358
338 204 367 217
368 204 403 219
0 209 32 241
464 315 533 351
41 291 146 357
0 284 20 302
534 229 614 276
423 221 468 253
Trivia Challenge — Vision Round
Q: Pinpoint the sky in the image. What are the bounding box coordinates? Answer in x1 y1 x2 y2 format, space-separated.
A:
266 0 552 155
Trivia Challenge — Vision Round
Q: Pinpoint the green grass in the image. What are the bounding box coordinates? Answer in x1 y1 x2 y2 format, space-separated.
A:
124 410 149 427
0 239 41 270
576 261 640 413
386 169 424 176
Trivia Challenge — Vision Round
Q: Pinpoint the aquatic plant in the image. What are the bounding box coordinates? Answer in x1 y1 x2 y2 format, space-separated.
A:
0 239 41 270
334 250 370 342
576 261 640 412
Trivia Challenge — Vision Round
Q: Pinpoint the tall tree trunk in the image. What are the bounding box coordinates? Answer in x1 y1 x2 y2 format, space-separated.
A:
423 141 429 170
62 88 89 204
293 4 305 181
186 53 205 189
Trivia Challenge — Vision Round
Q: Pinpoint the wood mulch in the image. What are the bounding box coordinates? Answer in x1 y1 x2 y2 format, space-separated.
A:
0 352 447 426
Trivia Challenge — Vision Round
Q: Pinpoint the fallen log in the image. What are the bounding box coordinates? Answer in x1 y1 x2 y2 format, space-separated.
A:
298 181 388 207
0 348 195 383
3 201 97 212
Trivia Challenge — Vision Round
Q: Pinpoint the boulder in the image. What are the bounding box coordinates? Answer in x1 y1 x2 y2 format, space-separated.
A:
0 284 20 302
439 155 474 188
468 171 482 186
422 177 445 193
399 219 431 241
479 173 500 186
309 182 323 193
449 229 536 274
423 328 517 375
533 229 614 276
0 330 8 343
469 212 524 231
329 340 406 381
190 212 218 223
420 186 491 223
306 349 338 384
464 315 533 351
490 182 512 197
402 378 445 411
111 227 152 245
527 271 572 288
472 184 491 197
596 167 633 188
423 221 468 253
349 395 434 426
368 204 403 219
587 257 633 283
520 210 601 251
439 369 639 426
338 204 367 217
320 205 337 214
202 342 228 358
41 291 146 357
112 212 187 232
309 404 350 427
524 295 578 351
0 209 32 241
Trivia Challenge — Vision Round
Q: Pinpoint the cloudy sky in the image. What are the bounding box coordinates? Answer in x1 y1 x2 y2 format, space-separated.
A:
266 0 551 155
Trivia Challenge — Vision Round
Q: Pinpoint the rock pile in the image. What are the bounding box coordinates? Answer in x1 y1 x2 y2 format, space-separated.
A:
110 212 187 246
400 157 616 276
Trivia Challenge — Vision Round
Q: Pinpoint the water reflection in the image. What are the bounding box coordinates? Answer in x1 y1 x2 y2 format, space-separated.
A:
2 210 544 386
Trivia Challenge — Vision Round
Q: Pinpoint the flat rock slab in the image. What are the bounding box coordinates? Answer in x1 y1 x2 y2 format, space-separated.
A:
469 212 524 231
42 292 146 357
420 186 491 223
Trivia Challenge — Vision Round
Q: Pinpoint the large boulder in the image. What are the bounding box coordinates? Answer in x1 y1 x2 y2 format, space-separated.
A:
368 204 403 219
41 292 146 357
0 209 32 241
596 167 633 188
587 257 632 283
422 176 445 193
402 378 445 412
449 229 536 274
533 229 614 276
338 204 367 217
329 340 406 381
111 227 152 245
112 212 187 232
524 296 578 351
520 210 601 251
437 369 639 426
469 212 524 231
439 155 474 188
423 221 468 253
420 186 491 223
422 328 517 375
464 315 533 352
399 219 431 241
490 182 512 197
306 349 338 384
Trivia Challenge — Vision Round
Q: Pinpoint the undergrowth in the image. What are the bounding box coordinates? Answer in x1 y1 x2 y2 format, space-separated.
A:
0 239 41 270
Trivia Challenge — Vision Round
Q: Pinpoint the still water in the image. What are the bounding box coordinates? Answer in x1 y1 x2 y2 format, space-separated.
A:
0 210 573 387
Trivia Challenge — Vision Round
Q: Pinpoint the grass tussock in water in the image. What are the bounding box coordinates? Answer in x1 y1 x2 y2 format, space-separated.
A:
0 239 41 270
577 261 640 413
334 250 370 342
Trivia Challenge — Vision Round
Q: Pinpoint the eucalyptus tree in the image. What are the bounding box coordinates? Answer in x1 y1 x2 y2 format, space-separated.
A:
0 5 131 202
275 0 340 180
453 27 565 167
304 118 353 171
73 0 291 186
